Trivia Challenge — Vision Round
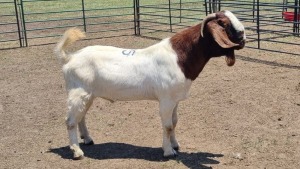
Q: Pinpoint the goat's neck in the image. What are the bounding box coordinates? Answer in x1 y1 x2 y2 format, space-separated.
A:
170 24 210 81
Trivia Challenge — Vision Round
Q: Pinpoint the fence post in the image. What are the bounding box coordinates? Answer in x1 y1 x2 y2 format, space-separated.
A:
253 0 255 22
293 0 299 35
81 0 87 32
212 0 217 12
256 0 260 49
204 0 208 15
134 0 140 36
209 0 212 13
179 0 182 23
298 0 300 35
133 0 136 35
14 0 22 47
168 0 172 32
18 0 27 47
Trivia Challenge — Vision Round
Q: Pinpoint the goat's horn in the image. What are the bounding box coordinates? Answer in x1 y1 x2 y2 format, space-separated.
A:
200 13 217 37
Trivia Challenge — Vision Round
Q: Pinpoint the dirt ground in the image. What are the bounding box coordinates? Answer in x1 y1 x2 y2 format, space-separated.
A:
0 33 299 169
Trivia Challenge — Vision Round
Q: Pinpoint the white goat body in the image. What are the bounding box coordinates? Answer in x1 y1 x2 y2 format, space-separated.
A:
56 10 246 160
63 39 191 102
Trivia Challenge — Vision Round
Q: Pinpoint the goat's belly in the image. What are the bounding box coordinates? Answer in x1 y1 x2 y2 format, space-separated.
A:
94 87 157 102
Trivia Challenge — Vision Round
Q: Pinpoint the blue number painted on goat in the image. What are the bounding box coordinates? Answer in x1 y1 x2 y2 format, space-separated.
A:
122 49 135 56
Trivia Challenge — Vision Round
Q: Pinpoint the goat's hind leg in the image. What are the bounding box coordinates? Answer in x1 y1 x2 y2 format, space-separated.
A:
65 89 93 160
66 110 83 160
78 95 94 145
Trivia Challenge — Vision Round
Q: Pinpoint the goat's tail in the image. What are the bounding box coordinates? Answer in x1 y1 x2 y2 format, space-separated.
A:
55 27 85 64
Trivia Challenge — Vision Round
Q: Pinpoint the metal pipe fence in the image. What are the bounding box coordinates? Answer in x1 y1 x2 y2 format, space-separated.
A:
0 0 135 48
204 0 300 55
135 0 206 36
135 0 299 55
0 0 299 56
0 0 23 48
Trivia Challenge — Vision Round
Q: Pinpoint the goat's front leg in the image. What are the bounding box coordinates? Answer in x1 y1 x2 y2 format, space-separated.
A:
159 100 178 157
170 104 180 150
78 117 94 145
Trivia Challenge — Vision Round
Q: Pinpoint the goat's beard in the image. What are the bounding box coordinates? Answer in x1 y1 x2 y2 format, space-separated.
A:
224 39 246 66
225 50 235 66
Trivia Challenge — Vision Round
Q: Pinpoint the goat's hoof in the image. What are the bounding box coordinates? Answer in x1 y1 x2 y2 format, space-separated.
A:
163 149 177 158
163 153 178 158
173 146 180 151
73 155 84 160
84 140 94 145
70 145 84 160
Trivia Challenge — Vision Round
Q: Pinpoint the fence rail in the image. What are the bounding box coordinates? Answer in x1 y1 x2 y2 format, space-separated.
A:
0 0 135 48
0 0 299 55
0 0 22 48
203 0 299 55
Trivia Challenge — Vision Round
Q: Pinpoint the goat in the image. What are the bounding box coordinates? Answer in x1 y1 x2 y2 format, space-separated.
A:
55 10 246 160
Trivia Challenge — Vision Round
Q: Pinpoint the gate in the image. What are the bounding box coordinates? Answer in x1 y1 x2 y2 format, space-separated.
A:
0 0 135 48
0 0 23 48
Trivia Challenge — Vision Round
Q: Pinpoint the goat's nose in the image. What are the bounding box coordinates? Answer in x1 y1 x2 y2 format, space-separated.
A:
236 31 245 41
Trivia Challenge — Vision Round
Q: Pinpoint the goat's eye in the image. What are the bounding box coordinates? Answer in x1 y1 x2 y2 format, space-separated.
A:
218 20 225 27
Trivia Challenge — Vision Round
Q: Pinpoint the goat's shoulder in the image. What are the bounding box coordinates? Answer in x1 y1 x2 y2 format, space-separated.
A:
141 38 176 57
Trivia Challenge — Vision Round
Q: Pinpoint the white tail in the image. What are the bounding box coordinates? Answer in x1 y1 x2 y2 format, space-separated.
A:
55 28 85 64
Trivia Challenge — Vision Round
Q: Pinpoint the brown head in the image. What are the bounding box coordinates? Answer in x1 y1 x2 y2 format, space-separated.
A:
200 10 246 66
171 10 246 80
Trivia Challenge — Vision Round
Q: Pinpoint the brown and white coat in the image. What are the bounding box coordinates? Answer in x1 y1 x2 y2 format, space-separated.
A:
55 10 246 160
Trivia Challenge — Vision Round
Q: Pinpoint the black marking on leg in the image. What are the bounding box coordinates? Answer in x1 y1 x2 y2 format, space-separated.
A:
173 146 180 151
84 140 94 145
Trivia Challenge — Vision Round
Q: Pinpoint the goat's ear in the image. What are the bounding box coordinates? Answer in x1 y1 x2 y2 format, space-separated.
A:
200 13 216 37
206 21 239 48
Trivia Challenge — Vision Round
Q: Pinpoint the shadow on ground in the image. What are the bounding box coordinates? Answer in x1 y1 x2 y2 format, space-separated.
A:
49 142 223 169
237 55 300 70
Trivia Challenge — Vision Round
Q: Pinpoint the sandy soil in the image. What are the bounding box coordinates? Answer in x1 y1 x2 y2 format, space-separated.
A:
0 34 299 169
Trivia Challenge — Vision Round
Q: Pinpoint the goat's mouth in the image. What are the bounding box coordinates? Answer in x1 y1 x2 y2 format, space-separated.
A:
234 39 246 50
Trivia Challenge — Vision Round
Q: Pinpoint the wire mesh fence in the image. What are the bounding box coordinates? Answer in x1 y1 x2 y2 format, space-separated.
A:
0 0 299 55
